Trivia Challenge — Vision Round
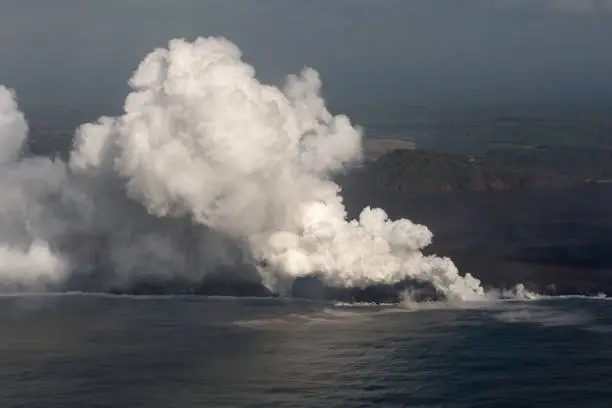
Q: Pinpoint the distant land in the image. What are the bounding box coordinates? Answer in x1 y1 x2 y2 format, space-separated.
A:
339 142 612 298
362 138 415 160
355 141 612 194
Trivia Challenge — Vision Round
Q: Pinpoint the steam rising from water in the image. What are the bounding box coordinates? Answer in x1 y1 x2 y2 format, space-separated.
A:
0 37 486 300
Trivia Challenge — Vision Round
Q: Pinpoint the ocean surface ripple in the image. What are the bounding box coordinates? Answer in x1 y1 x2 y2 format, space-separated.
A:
1 294 611 407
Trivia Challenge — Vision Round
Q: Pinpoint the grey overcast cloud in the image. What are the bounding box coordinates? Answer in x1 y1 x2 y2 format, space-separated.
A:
1 0 612 105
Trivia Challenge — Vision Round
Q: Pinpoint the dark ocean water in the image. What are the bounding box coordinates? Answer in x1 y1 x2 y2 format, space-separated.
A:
1 295 612 407
343 103 612 154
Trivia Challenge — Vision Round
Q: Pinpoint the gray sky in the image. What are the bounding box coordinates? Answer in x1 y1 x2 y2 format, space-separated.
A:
2 0 612 106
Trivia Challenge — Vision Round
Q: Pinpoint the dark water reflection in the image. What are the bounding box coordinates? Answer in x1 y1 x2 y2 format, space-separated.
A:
1 295 612 407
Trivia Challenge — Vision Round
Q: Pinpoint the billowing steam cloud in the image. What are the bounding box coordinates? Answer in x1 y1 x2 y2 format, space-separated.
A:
0 87 69 290
0 37 485 301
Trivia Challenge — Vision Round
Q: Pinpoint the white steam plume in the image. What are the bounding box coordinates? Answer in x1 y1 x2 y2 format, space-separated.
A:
0 37 485 301
0 86 68 289
0 86 27 164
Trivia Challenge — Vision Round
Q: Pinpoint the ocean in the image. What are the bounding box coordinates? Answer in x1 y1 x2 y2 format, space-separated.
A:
341 102 612 153
1 294 611 407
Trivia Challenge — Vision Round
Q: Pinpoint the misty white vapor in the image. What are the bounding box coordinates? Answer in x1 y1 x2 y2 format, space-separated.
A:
0 37 486 301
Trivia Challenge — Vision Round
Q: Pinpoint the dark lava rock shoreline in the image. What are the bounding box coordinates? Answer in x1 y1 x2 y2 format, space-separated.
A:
17 145 612 303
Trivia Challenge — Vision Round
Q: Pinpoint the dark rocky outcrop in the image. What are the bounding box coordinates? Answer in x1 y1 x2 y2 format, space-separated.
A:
347 144 612 195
